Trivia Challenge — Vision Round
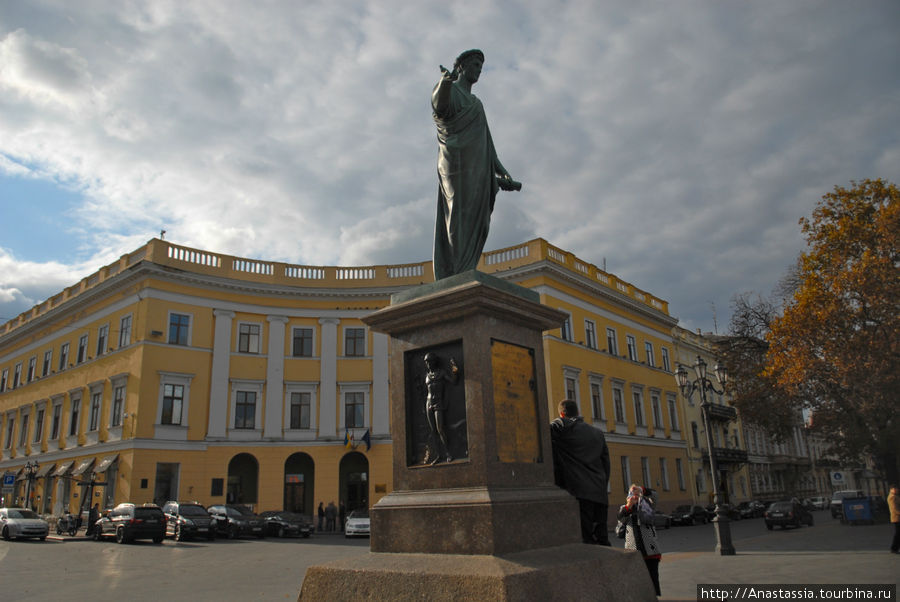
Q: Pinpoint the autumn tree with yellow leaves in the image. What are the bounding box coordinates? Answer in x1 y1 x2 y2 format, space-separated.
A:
764 179 899 483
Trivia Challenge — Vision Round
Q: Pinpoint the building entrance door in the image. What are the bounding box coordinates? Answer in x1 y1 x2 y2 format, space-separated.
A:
339 452 368 511
283 453 314 513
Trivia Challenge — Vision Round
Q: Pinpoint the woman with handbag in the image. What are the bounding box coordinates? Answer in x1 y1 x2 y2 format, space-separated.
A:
618 484 662 596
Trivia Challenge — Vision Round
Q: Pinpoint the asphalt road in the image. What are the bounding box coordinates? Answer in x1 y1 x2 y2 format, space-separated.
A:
0 510 895 601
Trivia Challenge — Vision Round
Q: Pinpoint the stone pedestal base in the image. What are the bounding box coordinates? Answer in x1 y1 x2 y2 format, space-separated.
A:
298 544 657 602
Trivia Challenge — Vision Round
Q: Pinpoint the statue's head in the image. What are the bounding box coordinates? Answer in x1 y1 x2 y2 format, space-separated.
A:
453 49 484 82
424 352 439 367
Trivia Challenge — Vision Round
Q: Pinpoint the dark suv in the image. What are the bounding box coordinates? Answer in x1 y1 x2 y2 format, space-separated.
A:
162 501 217 541
94 503 166 544
206 504 266 539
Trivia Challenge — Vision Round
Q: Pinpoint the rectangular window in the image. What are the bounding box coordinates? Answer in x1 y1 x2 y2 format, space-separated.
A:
89 392 101 431
641 457 651 487
651 393 662 429
119 315 132 347
660 458 670 490
27 356 36 382
59 343 69 370
661 347 671 372
613 387 625 423
292 327 314 357
676 458 686 490
584 320 597 349
590 382 604 421
645 342 655 367
691 422 700 448
620 456 631 493
19 414 29 446
13 363 21 388
344 391 365 428
565 377 577 401
235 391 256 429
290 392 311 429
111 386 125 427
5 417 14 449
633 391 644 425
667 395 679 430
34 408 44 442
0 369 6 392
77 334 88 363
560 316 573 342
161 384 184 425
606 328 618 355
42 350 52 377
168 313 190 345
626 335 637 361
51 405 62 439
344 327 366 357
238 323 261 354
97 325 109 356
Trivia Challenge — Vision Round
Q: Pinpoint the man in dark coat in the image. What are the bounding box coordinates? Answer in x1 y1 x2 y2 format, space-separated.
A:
550 399 611 545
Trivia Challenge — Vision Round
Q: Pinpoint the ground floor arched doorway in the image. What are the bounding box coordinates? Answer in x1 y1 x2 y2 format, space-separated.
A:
283 452 314 514
227 453 259 505
339 452 369 511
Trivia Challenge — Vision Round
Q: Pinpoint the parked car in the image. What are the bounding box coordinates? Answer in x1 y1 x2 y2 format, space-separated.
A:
764 500 814 530
713 503 742 521
162 501 216 541
207 504 266 539
737 500 766 519
651 510 671 529
0 507 49 540
830 490 865 519
344 509 370 538
259 511 313 538
94 503 166 544
807 496 828 511
670 505 708 526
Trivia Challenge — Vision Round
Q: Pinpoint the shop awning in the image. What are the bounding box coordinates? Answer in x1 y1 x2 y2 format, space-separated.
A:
71 457 95 476
53 461 74 477
94 454 118 473
35 463 56 478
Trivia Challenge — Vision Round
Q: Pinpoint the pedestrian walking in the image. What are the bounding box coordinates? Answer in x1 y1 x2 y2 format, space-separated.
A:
86 503 100 536
889 485 899 554
317 502 325 532
550 399 612 545
618 484 662 597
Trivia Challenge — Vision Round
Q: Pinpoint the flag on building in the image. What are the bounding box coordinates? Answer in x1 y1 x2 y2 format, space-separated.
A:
344 429 354 449
361 429 371 452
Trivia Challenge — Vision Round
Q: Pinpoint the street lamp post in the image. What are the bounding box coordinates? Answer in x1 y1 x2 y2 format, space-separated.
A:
23 461 39 511
675 355 736 556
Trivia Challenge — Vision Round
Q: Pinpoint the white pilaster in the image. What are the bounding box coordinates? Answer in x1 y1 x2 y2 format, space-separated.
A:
264 315 288 439
207 309 234 439
372 331 390 436
318 318 339 438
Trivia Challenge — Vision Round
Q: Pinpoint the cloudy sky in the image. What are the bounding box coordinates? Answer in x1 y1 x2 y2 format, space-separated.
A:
1 1 897 333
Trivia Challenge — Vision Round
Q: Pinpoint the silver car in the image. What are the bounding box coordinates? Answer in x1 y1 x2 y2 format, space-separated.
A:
0 507 50 540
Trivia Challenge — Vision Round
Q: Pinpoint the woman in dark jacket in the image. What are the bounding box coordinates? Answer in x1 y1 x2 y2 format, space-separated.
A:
618 484 662 596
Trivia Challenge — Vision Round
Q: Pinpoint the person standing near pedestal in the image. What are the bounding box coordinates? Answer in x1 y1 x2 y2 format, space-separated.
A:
550 399 611 546
618 484 662 597
889 485 899 554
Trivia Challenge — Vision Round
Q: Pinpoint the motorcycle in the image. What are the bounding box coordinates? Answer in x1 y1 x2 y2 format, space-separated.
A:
56 511 80 536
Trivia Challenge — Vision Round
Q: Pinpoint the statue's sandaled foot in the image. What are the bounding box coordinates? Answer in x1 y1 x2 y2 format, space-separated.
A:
445 455 453 463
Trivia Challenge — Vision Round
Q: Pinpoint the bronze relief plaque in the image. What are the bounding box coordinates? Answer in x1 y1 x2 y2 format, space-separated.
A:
491 339 542 463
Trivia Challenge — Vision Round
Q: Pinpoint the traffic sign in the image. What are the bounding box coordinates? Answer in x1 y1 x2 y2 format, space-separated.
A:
2 473 15 487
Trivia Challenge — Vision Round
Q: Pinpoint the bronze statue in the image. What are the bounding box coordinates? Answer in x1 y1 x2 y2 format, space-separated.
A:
432 49 521 280
423 352 459 464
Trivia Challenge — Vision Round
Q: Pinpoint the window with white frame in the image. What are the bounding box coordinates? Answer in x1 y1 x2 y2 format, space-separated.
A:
606 328 618 355
659 458 670 490
289 392 311 429
641 457 651 487
227 380 260 435
563 366 580 405
33 406 45 443
691 422 699 448
667 394 679 431
344 327 366 357
69 395 81 437
676 458 685 490
110 376 127 427
162 384 185 425
650 391 662 429
19 411 30 447
59 343 69 370
285 383 317 437
589 377 605 422
645 341 655 367
168 312 191 346
626 335 637 361
157 372 194 428
584 320 597 349
292 327 315 357
661 347 671 372
613 384 625 423
340 384 369 429
13 362 21 388
4 414 14 449
234 391 257 429
118 314 132 348
237 323 261 354
560 314 573 342
77 334 88 363
0 368 6 392
88 389 102 431
50 401 62 440
27 356 36 382
42 350 52 377
97 324 109 356
632 388 645 425
620 456 631 493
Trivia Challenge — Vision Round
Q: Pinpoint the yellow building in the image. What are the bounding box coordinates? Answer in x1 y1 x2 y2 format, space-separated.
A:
0 238 694 518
